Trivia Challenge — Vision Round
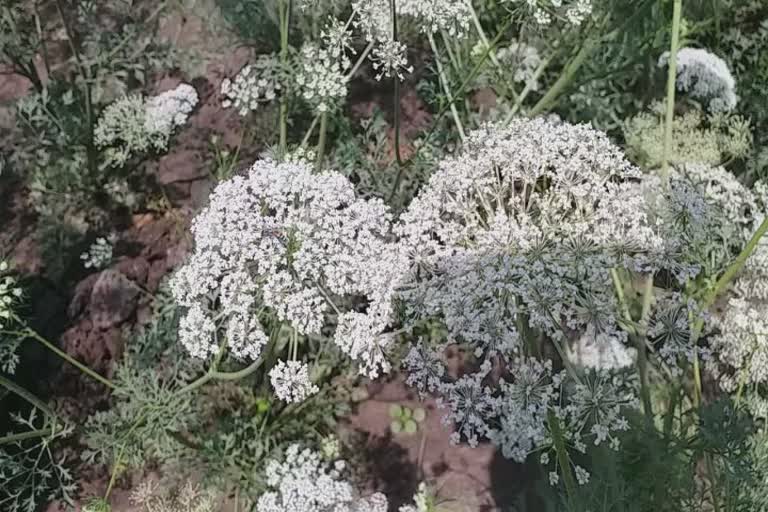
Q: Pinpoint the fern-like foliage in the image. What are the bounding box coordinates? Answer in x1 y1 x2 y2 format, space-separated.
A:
0 410 76 512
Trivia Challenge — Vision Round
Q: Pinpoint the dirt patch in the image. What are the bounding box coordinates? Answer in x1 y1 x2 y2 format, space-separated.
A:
346 376 521 512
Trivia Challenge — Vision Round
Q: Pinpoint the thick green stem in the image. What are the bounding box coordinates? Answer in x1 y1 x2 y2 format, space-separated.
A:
0 375 57 419
177 358 263 395
0 428 54 445
528 40 594 117
104 444 125 500
705 216 768 310
660 0 683 185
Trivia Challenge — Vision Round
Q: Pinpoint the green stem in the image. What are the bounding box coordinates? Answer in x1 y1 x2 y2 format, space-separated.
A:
278 0 291 152
419 17 513 146
0 428 53 445
428 33 466 142
505 53 555 120
291 327 299 361
301 115 321 148
391 0 404 166
704 216 768 310
610 270 653 420
177 358 263 395
0 375 57 419
660 0 683 185
315 112 328 172
548 409 577 503
528 40 595 117
103 444 125 500
388 18 514 204
689 215 768 358
663 383 681 437
463 0 519 101
55 0 96 176
25 327 115 389
610 269 633 331
735 367 749 407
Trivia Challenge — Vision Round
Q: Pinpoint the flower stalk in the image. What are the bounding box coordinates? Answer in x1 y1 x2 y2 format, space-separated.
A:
660 0 683 186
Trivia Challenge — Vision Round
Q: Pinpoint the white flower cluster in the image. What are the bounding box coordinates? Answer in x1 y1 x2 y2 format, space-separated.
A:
350 0 423 82
658 47 737 113
80 236 114 270
171 159 403 377
711 298 768 391
297 43 350 113
270 359 320 403
145 84 198 137
398 0 472 36
472 41 543 92
353 0 471 39
703 175 768 391
397 118 670 356
0 261 22 330
488 358 562 462
505 41 542 91
394 118 700 481
513 0 593 26
221 55 281 116
370 39 413 82
130 479 215 512
95 83 198 167
257 444 388 512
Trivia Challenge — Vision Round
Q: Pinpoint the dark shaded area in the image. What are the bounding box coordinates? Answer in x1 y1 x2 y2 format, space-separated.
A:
488 450 550 512
357 431 419 512
0 274 69 432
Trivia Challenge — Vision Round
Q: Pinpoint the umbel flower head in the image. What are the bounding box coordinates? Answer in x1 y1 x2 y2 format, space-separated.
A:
511 0 593 26
257 444 388 512
171 159 404 378
270 359 320 403
658 47 737 113
397 117 674 355
95 83 198 167
221 55 281 116
395 118 696 475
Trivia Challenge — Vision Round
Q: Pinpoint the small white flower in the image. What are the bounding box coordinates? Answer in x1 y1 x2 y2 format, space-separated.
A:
575 465 590 485
221 56 281 116
269 359 320 403
80 237 114 270
370 39 413 82
297 44 348 113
